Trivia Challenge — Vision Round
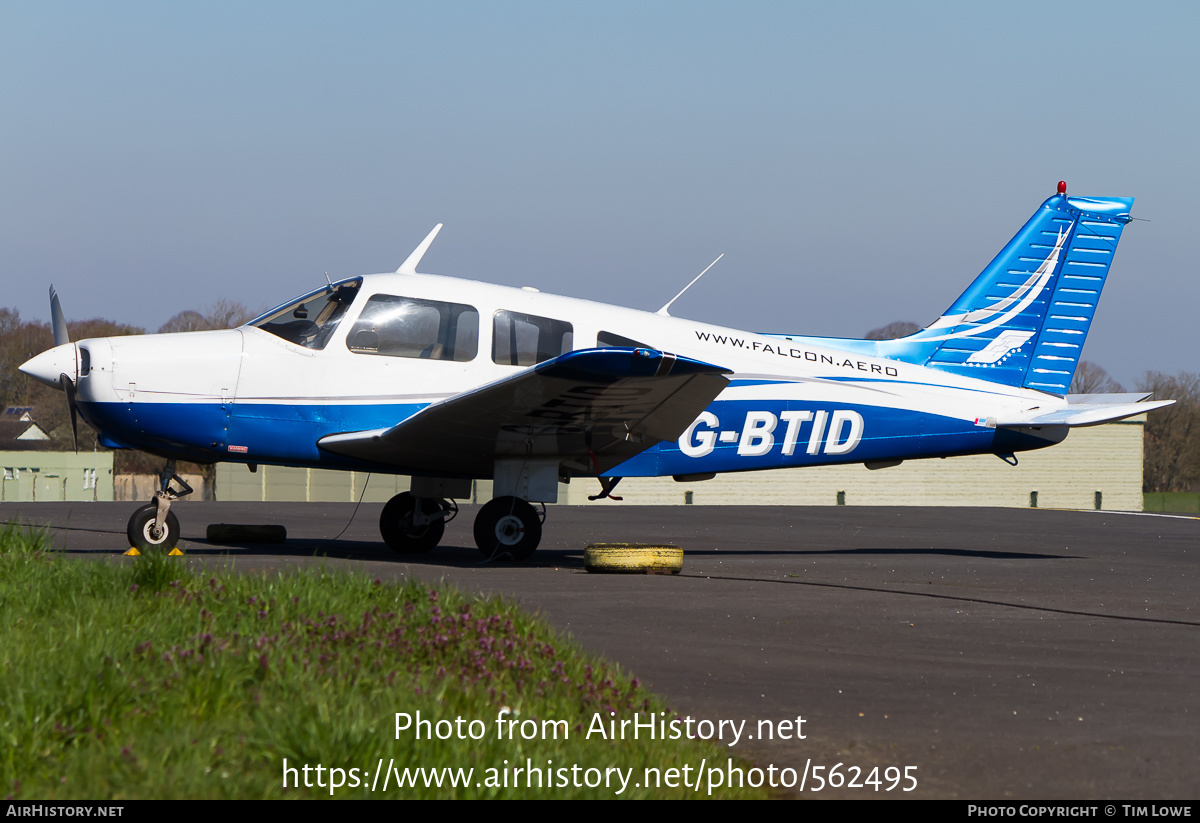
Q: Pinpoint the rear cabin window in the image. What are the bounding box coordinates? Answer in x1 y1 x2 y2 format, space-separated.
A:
492 310 573 366
346 295 478 361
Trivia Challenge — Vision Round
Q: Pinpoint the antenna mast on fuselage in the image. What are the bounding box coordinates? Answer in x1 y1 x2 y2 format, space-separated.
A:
656 253 724 317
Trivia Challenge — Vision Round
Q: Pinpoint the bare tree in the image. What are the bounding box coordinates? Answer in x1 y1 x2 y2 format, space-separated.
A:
864 321 919 340
1137 371 1200 493
1070 361 1125 394
157 310 210 334
0 308 21 337
204 299 256 329
70 318 145 340
157 301 255 334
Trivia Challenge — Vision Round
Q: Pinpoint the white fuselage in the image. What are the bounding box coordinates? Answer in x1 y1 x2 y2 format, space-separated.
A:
32 271 1069 476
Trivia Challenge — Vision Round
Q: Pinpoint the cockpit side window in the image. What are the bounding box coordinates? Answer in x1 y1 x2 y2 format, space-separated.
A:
346 295 479 362
253 281 361 350
492 311 573 366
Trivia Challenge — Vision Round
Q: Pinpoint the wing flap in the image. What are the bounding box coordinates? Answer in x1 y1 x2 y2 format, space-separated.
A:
318 348 731 476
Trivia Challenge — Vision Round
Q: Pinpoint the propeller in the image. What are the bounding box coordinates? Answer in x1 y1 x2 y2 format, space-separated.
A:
49 285 80 452
50 286 69 347
60 371 79 452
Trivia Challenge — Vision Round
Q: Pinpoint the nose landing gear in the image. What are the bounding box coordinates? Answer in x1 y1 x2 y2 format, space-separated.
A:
127 504 180 552
126 461 192 553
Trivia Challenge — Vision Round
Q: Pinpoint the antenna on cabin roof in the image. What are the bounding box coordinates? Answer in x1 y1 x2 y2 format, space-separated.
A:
397 223 444 275
324 271 333 289
656 253 724 317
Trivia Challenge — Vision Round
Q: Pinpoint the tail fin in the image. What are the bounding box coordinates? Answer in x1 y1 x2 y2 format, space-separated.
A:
872 189 1133 393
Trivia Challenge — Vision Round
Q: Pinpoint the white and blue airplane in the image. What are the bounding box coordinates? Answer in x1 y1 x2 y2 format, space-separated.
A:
20 183 1170 559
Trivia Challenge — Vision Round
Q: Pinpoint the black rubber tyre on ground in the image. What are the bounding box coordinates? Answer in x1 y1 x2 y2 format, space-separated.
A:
379 492 446 554
126 503 181 553
473 496 542 561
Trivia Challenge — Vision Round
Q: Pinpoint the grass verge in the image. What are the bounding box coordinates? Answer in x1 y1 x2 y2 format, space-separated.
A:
0 523 766 799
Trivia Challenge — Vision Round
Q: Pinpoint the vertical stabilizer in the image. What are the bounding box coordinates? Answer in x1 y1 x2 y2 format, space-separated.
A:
869 189 1134 394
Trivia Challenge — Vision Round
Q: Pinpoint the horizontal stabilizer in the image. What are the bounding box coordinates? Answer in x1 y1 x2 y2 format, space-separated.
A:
995 399 1173 428
318 348 732 477
1064 392 1152 405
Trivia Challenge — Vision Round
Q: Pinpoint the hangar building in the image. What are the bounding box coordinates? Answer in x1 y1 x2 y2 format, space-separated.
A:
211 416 1145 510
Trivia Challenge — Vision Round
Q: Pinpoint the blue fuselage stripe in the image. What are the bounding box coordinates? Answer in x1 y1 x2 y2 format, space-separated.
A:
81 400 425 471
81 398 1054 477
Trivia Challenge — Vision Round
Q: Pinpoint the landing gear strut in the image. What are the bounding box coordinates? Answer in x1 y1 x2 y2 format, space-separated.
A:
126 460 192 553
379 492 456 554
375 476 548 562
473 496 544 561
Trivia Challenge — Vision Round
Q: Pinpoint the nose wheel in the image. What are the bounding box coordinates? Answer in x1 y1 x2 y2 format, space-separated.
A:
474 496 542 561
126 460 191 553
127 504 181 552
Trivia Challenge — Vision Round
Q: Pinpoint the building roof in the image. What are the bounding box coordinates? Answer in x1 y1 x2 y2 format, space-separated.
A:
0 407 55 450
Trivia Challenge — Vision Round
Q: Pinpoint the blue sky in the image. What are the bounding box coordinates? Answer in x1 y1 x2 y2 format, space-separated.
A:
3 1 1197 387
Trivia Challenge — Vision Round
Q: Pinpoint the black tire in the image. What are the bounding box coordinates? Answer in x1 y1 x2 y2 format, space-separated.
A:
474 496 542 561
127 504 181 553
379 492 445 554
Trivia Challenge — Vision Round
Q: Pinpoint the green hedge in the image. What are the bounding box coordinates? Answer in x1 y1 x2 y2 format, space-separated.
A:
1143 492 1200 514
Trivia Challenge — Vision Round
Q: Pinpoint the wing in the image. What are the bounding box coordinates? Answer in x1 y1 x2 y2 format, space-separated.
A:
317 347 731 476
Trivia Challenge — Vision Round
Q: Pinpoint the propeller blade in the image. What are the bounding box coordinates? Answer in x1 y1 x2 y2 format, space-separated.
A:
59 373 79 453
50 285 69 347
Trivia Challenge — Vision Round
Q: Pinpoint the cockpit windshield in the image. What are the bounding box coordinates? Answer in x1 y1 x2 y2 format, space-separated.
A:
251 279 362 349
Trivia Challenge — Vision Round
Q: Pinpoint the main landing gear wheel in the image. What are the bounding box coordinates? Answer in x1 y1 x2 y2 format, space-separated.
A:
379 492 448 554
127 503 181 553
474 496 542 562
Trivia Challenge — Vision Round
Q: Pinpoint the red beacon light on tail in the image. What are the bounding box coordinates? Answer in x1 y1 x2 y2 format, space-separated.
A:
1057 181 1067 195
